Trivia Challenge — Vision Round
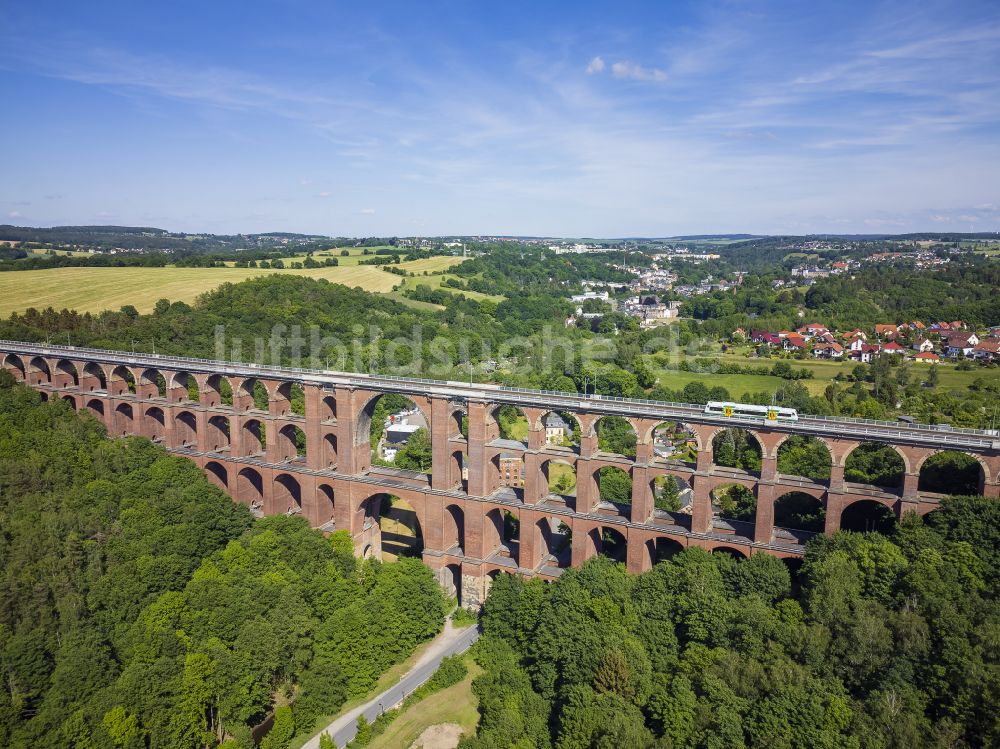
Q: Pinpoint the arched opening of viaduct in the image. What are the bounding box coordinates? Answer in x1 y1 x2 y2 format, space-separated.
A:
3 342 999 608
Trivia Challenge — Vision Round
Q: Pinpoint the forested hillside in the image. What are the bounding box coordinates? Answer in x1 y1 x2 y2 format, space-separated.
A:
0 374 446 748
463 499 1000 748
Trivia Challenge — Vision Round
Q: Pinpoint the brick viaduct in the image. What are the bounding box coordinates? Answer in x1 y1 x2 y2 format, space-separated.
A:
3 341 999 607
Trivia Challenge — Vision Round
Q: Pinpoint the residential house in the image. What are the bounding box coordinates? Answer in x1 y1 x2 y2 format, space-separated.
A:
783 333 807 352
799 323 829 336
874 324 898 339
848 344 880 363
914 352 940 364
498 454 524 487
812 342 844 359
972 338 1000 361
751 330 782 346
912 338 935 353
544 412 570 445
880 341 905 355
944 332 980 357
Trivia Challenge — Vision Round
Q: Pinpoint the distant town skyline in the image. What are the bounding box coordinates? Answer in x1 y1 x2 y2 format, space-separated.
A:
2 0 999 236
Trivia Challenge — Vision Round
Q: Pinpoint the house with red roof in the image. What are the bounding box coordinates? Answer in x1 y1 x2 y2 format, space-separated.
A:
848 344 880 363
751 330 782 346
912 338 935 353
812 342 844 359
914 352 940 363
783 333 807 351
874 324 898 339
973 338 1000 361
880 341 905 355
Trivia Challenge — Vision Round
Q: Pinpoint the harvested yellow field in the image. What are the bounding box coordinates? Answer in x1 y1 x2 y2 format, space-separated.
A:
399 256 463 273
0 265 408 315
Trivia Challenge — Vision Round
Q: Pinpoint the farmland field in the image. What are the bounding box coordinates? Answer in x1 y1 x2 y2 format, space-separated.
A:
0 255 463 315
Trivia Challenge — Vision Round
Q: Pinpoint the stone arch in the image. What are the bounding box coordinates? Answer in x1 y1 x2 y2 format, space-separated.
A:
110 365 136 395
202 374 230 407
487 403 529 447
322 433 337 467
483 507 518 557
539 410 580 450
776 435 832 482
174 410 198 446
204 461 229 491
443 563 463 605
534 516 572 569
651 472 690 513
443 504 465 553
277 423 306 461
316 483 336 526
594 465 632 510
241 419 264 455
114 402 134 436
378 495 424 559
235 378 269 412
236 467 264 515
711 482 757 524
62 395 77 408
449 405 467 439
595 415 637 458
711 545 748 559
449 449 466 490
28 356 51 384
320 394 337 421
711 427 762 473
38 391 48 402
587 525 627 563
82 362 106 391
646 536 684 567
543 458 576 499
170 371 199 402
649 420 697 466
272 381 300 416
357 392 429 466
917 450 987 495
844 442 906 489
2 353 25 380
85 398 105 420
273 473 302 514
773 491 826 533
137 368 166 397
54 359 79 386
840 499 897 534
206 415 231 452
145 406 166 441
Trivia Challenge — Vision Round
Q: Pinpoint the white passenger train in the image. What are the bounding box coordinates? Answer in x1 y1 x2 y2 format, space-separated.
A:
704 401 799 422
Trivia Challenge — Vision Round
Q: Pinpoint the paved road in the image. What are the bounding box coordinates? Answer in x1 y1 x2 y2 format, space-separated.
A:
302 618 481 749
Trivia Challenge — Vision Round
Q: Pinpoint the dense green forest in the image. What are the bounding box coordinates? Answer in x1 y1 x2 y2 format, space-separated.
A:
462 497 1000 748
0 375 446 748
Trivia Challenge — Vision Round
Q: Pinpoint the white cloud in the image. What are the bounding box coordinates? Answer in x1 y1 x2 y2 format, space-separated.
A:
610 61 667 82
8 211 22 218
585 56 605 74
316 191 331 198
359 208 376 215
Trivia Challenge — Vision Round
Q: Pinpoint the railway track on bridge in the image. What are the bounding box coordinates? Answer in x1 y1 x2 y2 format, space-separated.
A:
3 339 998 451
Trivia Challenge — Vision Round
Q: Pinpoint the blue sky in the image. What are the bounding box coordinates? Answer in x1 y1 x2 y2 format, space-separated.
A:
2 0 999 236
